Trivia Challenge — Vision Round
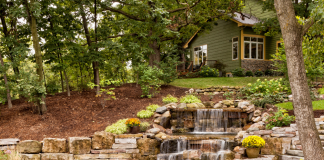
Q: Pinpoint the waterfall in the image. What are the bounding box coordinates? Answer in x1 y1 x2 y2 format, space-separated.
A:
194 109 226 132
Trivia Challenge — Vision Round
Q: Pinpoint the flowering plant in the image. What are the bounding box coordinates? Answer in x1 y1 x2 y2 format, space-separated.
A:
242 136 265 148
125 118 141 127
199 66 219 77
266 108 295 129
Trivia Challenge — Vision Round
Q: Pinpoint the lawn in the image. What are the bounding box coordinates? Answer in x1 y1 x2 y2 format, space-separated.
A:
276 100 324 110
170 77 279 88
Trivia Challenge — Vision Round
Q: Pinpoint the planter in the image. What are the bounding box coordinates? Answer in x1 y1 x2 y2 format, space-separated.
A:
246 148 260 158
129 126 140 134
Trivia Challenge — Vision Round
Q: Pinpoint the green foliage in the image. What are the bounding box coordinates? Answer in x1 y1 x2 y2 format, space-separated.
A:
185 72 199 78
146 104 160 112
162 94 178 104
264 69 274 76
137 110 154 119
245 71 253 77
276 100 324 111
180 95 201 103
158 57 180 84
231 68 245 77
223 92 234 100
251 93 285 107
319 88 324 94
0 151 8 160
213 60 227 74
137 64 163 98
254 71 264 77
199 66 219 77
98 88 116 100
266 109 295 129
140 122 150 132
105 119 128 135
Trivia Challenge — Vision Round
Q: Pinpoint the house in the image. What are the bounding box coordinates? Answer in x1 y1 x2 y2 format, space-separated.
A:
183 0 282 74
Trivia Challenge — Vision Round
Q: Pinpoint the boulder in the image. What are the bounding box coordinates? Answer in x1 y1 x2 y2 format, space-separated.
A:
244 105 255 113
165 129 172 134
17 140 42 154
41 153 73 160
187 103 199 108
177 103 186 109
238 101 250 108
203 101 214 108
155 107 167 114
196 103 205 108
250 122 266 130
137 138 161 155
42 138 67 153
165 103 177 109
154 117 161 124
153 113 162 118
147 128 160 134
92 131 114 150
252 116 262 123
213 103 222 108
68 137 91 155
261 137 283 155
183 150 202 159
155 132 167 139
21 154 41 160
254 110 262 117
161 111 171 118
153 124 166 132
235 131 246 139
233 146 245 154
262 112 270 122
222 100 234 106
189 88 195 94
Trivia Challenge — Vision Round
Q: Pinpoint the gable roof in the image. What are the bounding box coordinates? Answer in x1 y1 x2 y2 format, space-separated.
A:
183 12 260 49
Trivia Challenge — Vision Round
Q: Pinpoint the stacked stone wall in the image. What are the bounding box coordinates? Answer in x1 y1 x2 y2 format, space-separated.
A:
241 60 274 72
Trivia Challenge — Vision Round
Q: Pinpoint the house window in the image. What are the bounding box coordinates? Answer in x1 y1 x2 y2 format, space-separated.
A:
244 36 264 60
232 37 238 60
194 45 207 67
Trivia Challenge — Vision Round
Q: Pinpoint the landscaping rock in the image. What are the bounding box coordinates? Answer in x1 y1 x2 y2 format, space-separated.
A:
153 113 162 118
245 105 255 113
147 128 160 134
238 101 250 108
177 103 186 109
21 154 41 160
254 110 262 117
137 138 160 155
165 129 172 134
262 112 270 122
233 146 245 154
161 111 171 118
183 150 202 159
17 140 42 154
213 103 222 108
155 107 167 114
235 131 246 138
203 101 214 107
41 153 73 160
155 132 167 139
252 116 262 123
153 124 166 132
42 138 67 153
246 127 259 133
222 100 234 106
154 117 161 124
164 103 177 109
261 137 283 155
68 137 91 155
196 103 205 108
115 134 143 138
112 143 137 149
92 131 114 150
250 122 266 130
115 138 137 144
187 103 199 108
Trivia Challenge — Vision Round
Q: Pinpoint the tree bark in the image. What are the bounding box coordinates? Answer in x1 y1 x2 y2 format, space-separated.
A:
24 0 46 114
0 52 12 109
63 69 70 97
148 40 161 67
274 1 324 159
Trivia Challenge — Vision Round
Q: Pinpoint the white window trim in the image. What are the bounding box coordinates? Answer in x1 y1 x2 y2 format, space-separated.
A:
243 36 265 60
193 45 207 65
232 37 239 60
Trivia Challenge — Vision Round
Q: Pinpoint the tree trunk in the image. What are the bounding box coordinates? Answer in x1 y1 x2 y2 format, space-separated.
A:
274 1 324 159
24 0 46 114
181 53 185 71
63 69 70 97
148 40 161 67
0 52 12 109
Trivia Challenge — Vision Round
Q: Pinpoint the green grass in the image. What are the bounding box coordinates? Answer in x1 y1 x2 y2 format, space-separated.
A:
276 100 324 110
170 77 279 88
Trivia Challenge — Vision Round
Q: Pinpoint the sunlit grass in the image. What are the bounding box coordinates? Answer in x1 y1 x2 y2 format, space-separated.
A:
276 100 324 110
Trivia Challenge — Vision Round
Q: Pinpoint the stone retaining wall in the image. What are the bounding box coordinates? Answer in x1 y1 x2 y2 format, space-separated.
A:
241 60 274 72
0 132 161 160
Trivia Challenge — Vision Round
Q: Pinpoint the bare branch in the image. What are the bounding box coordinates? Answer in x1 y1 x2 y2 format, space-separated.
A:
168 0 201 13
302 18 315 36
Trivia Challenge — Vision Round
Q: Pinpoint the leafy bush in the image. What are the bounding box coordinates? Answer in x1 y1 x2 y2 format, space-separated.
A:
137 110 154 118
105 119 128 134
140 122 150 132
146 104 160 112
162 94 178 104
319 88 324 94
185 72 199 78
223 92 234 100
266 108 295 129
265 69 273 76
180 95 201 103
242 136 265 148
158 57 180 84
254 70 264 77
245 71 253 77
213 60 227 74
251 93 285 107
199 66 219 77
138 65 163 98
231 68 245 77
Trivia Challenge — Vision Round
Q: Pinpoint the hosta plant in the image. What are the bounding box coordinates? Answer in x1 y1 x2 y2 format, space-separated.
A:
242 136 265 148
140 122 150 132
162 94 178 104
137 110 154 118
105 119 128 134
180 95 201 103
146 104 160 112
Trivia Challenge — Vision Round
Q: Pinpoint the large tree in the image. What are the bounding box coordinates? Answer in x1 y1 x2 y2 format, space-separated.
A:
274 0 324 159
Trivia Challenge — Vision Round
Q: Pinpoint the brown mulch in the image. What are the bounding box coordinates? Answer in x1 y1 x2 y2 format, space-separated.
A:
0 84 225 141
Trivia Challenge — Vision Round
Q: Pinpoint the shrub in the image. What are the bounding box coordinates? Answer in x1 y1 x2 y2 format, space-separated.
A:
137 110 154 118
158 57 180 84
146 104 160 112
125 118 141 127
138 65 163 98
213 60 227 74
140 122 150 132
180 95 201 103
245 71 253 77
265 69 273 76
254 70 264 77
199 66 219 77
105 119 128 134
162 94 178 104
242 136 265 148
185 72 199 78
266 108 295 129
319 88 324 94
251 93 285 107
231 68 245 77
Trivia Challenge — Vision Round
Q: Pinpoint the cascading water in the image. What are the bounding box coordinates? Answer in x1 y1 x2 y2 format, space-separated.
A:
157 138 231 160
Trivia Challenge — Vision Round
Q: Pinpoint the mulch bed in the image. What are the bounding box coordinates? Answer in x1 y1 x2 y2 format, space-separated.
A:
0 84 225 141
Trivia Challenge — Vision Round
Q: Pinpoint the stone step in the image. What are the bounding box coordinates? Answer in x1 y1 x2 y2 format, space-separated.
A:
112 143 137 149
74 153 133 160
0 138 20 145
279 155 304 160
115 138 137 144
91 149 139 154
234 155 277 160
0 145 15 151
286 150 304 157
320 135 324 140
318 130 324 135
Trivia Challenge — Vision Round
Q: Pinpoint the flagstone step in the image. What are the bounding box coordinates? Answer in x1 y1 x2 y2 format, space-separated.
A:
279 155 304 160
286 150 304 157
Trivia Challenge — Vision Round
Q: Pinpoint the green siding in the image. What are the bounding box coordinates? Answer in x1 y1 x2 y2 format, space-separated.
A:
242 0 277 19
189 20 241 72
